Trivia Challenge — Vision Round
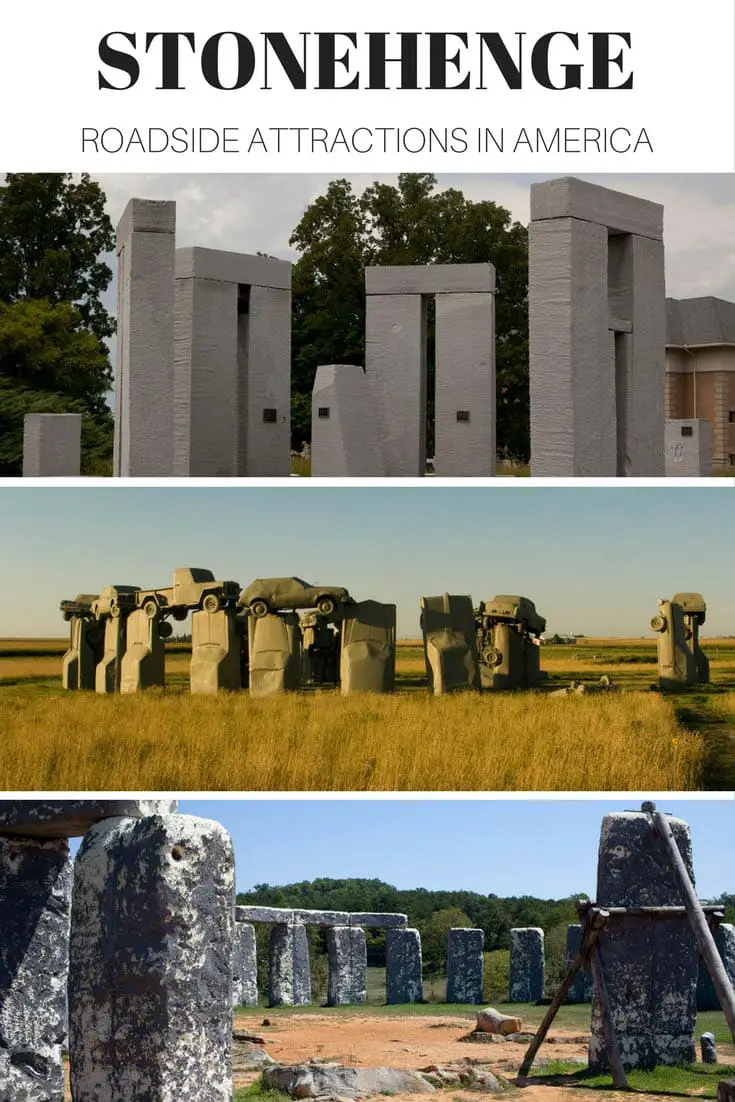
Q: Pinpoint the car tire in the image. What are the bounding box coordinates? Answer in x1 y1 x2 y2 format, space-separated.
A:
317 596 336 617
142 598 159 619
650 615 666 632
250 599 269 619
110 605 121 619
202 593 221 614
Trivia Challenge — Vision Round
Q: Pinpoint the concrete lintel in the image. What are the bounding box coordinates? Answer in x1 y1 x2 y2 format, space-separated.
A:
116 198 176 251
293 909 351 926
366 263 496 296
530 177 663 240
609 317 633 333
236 905 295 925
349 912 408 928
176 247 291 289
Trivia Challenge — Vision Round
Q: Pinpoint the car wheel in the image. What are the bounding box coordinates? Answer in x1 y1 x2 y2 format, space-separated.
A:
202 593 221 614
110 605 121 619
251 599 269 619
142 598 159 619
650 615 666 632
317 596 336 617
158 621 173 640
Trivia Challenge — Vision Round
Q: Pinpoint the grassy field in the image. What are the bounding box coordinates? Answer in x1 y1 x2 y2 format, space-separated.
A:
1 637 732 790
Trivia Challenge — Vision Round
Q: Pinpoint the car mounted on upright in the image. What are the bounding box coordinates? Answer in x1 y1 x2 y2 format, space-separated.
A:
135 567 240 619
239 577 352 619
59 594 99 621
91 585 141 620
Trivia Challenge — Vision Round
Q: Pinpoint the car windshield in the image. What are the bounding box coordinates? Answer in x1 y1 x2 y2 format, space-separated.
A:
291 577 311 588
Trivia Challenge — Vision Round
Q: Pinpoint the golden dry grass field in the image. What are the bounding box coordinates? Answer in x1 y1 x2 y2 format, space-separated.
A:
1 637 734 791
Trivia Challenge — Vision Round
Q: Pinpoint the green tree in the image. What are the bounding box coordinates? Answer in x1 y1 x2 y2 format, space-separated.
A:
289 173 529 462
421 907 475 976
0 173 115 474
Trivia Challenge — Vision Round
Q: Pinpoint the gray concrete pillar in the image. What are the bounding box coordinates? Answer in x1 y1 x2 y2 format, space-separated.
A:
114 198 176 476
326 926 367 1007
0 834 72 1102
233 922 258 1008
190 609 243 694
509 927 545 1002
311 365 385 476
566 924 593 1003
120 608 166 693
268 924 311 1007
240 284 291 476
386 927 423 1004
446 928 484 1004
23 413 82 477
589 810 698 1072
697 924 735 1011
69 813 234 1100
365 293 427 476
434 292 495 476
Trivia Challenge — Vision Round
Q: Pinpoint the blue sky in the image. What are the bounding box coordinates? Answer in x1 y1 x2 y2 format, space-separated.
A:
170 799 731 899
3 485 734 637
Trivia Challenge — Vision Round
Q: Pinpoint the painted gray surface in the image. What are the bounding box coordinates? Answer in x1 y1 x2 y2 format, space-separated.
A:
174 274 239 476
530 178 663 240
421 594 480 694
248 613 302 697
529 216 615 476
120 608 165 693
268 924 312 1007
69 813 234 1101
175 247 291 289
589 811 698 1072
434 292 496 476
565 925 593 1003
239 284 291 477
233 922 258 1008
366 263 496 296
697 925 735 1011
508 927 545 1003
0 800 177 838
311 365 386 476
386 927 423 1004
190 609 243 694
22 413 81 477
62 617 104 691
340 601 397 695
95 615 127 694
446 928 484 1004
327 926 367 1006
365 293 426 476
114 198 176 477
665 420 712 477
0 835 71 1102
667 296 735 346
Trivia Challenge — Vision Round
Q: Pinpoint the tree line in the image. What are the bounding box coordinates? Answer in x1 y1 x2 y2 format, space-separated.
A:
0 172 529 475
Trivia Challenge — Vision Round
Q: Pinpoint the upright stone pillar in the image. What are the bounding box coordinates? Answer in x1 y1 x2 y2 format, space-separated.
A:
0 834 72 1102
311 365 386 476
530 178 665 477
191 608 242 694
120 608 165 693
589 810 698 1072
340 600 397 694
23 413 82 476
446 928 484 1004
697 925 735 1011
326 926 367 1006
420 594 479 693
69 813 234 1101
566 924 593 1003
268 924 311 1007
248 613 302 697
651 599 697 689
114 198 176 476
95 615 128 694
233 922 259 1008
508 927 545 1002
386 927 423 1004
62 617 104 690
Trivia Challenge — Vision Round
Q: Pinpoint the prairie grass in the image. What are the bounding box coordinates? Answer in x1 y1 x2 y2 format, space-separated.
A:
0 688 702 791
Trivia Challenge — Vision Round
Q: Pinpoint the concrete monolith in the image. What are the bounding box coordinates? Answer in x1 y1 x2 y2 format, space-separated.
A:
268 923 312 1007
327 926 367 1006
191 608 243 693
340 600 396 694
233 922 258 1008
120 607 166 693
508 927 545 1003
386 927 423 1004
446 928 484 1004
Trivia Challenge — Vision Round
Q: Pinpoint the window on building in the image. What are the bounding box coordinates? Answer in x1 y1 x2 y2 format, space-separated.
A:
456 410 470 422
318 408 330 419
262 408 277 423
681 426 693 437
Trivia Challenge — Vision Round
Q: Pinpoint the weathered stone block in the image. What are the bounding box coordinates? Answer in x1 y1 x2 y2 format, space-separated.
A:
366 293 427 476
589 811 698 1072
698 925 735 1011
350 913 408 928
294 909 351 926
233 922 258 1008
386 928 423 1004
565 925 593 1003
702 1033 718 1064
69 813 234 1101
268 924 312 1007
236 905 295 925
311 365 385 477
0 835 71 1102
446 928 484 1004
23 413 82 477
0 800 177 838
327 926 367 1006
191 609 243 693
508 928 544 1003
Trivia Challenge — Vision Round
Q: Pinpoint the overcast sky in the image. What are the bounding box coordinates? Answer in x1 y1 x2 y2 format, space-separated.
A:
93 173 735 320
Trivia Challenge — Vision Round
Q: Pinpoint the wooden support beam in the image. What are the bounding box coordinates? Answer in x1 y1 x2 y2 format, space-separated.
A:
589 942 629 1090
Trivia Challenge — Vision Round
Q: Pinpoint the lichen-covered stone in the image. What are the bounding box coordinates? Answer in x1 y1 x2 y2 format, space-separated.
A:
509 928 545 1003
589 811 698 1072
263 1062 435 1098
446 928 484 1004
69 813 234 1101
233 922 258 1008
268 924 312 1007
0 800 178 838
386 928 423 1004
327 927 367 1006
565 925 593 1003
698 925 735 1011
701 1033 717 1064
350 912 407 928
236 905 295 924
0 835 71 1102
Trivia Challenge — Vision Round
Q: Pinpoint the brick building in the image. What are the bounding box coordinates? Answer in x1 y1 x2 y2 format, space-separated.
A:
666 296 735 471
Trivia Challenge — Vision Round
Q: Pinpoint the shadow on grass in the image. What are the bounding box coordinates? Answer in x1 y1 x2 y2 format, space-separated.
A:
674 693 735 789
520 1061 735 1098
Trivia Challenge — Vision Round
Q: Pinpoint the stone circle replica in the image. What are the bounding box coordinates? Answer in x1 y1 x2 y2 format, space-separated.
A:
21 177 733 478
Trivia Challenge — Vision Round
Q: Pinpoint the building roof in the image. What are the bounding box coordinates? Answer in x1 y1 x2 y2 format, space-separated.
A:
667 296 735 347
